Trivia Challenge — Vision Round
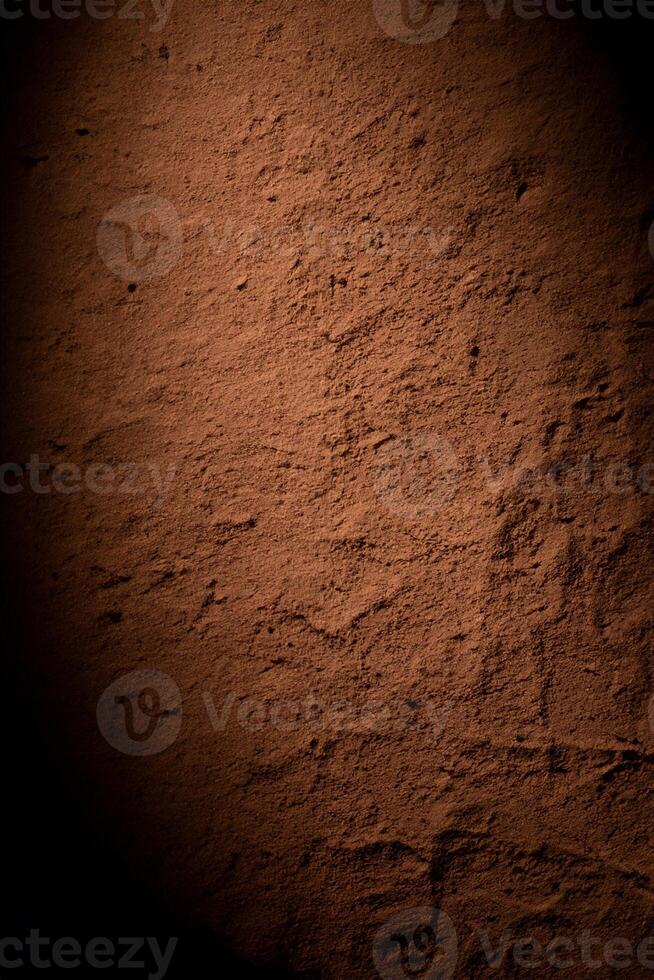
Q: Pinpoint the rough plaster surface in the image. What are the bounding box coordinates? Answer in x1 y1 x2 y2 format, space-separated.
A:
3 2 654 976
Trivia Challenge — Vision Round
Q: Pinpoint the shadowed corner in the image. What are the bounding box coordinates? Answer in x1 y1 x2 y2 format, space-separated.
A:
0 566 300 978
571 0 654 141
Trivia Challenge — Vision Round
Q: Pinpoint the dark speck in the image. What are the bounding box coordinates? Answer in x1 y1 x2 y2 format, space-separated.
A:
127 283 137 293
75 128 90 137
98 611 123 626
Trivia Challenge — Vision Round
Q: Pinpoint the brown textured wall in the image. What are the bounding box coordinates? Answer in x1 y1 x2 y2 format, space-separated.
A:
3 1 654 977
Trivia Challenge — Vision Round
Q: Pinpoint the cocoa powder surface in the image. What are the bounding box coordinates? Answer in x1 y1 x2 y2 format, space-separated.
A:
2 3 654 977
